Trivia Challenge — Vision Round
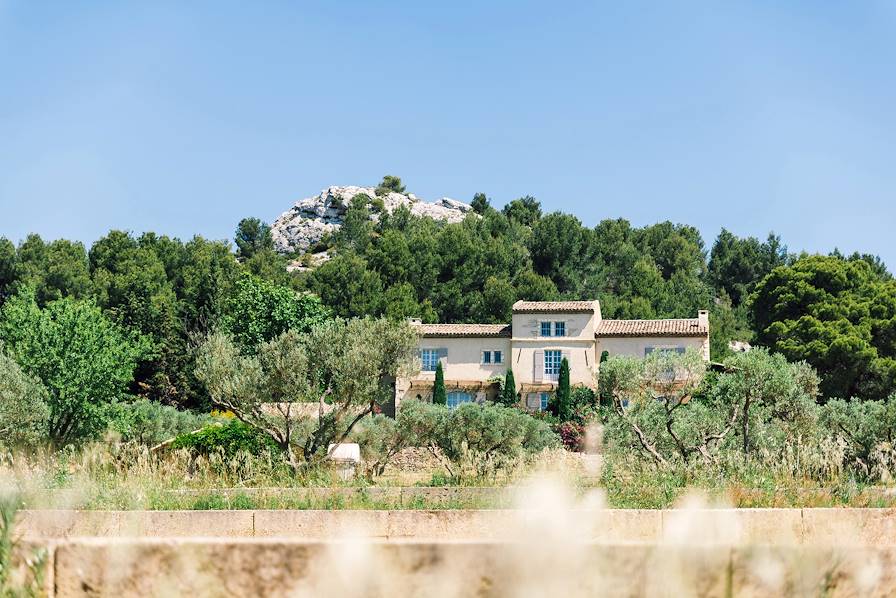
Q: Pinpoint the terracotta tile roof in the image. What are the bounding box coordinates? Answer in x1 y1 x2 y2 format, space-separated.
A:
414 323 512 338
512 300 598 314
595 318 707 337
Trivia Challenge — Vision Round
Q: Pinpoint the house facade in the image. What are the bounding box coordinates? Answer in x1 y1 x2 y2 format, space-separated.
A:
395 300 709 412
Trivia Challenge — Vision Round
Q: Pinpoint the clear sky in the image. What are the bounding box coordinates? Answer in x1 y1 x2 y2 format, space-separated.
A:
2 1 895 268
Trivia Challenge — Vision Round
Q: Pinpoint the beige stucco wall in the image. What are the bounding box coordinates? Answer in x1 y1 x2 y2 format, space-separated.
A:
597 336 710 362
511 311 597 341
510 341 597 388
417 337 511 382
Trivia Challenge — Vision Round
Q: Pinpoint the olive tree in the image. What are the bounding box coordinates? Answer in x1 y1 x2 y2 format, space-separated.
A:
0 352 50 448
599 350 717 466
195 317 419 470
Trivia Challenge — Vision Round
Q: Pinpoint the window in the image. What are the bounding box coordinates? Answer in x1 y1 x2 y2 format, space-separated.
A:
644 347 686 357
544 350 562 379
540 392 551 411
447 391 474 410
483 350 503 365
540 322 552 337
421 349 439 372
554 322 566 337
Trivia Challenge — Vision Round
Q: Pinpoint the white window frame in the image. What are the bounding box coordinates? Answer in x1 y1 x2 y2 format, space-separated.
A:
544 349 562 380
482 350 492 364
493 350 503 364
554 321 566 337
540 321 552 337
421 349 439 372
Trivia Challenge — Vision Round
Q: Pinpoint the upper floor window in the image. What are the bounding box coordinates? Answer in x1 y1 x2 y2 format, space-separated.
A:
544 350 562 378
644 347 685 357
421 349 439 372
483 350 503 364
554 321 566 337
540 322 552 337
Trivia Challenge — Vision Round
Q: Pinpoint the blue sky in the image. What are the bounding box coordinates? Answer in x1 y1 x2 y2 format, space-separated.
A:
2 1 895 268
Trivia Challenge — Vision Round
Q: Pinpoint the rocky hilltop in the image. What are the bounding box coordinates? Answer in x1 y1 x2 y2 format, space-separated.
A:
271 185 474 253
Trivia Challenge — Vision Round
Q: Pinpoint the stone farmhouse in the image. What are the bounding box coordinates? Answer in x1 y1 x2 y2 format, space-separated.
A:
394 300 709 412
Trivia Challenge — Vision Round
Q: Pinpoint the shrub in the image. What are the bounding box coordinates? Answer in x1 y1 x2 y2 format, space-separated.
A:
820 397 896 480
0 353 49 448
557 421 585 452
111 398 212 445
353 414 415 478
171 419 279 458
400 400 559 480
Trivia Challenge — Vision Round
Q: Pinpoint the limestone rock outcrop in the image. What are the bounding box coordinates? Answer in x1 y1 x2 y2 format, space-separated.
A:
271 186 474 253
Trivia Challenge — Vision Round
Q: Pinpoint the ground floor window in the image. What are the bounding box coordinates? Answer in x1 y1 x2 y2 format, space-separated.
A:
447 391 474 409
526 392 552 411
544 350 562 379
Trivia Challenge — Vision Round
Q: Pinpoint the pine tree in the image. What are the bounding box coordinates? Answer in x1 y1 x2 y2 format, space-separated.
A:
556 357 571 421
433 361 447 405
500 369 517 406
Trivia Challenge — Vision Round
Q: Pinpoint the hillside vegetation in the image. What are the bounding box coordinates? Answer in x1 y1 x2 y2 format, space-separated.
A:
1 175 894 415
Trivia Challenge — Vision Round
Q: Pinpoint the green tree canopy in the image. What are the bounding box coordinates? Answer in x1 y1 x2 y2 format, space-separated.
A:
471 192 490 214
708 229 788 307
751 255 896 400
221 274 330 352
375 175 406 196
0 291 147 446
234 217 275 260
502 195 542 226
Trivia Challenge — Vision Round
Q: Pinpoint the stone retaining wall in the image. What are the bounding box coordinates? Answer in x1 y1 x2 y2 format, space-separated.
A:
17 508 896 546
39 539 896 596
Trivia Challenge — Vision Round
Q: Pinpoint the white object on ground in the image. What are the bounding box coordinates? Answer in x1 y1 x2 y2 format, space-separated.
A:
327 443 361 464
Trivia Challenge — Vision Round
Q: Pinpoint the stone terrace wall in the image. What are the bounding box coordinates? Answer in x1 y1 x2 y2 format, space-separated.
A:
40 540 896 596
17 508 896 546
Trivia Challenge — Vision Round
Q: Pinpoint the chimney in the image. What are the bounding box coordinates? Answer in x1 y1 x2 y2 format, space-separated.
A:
698 310 709 329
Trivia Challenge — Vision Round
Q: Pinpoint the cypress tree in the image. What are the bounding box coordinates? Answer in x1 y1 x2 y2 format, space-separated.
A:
556 357 571 421
500 369 517 406
433 361 447 405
